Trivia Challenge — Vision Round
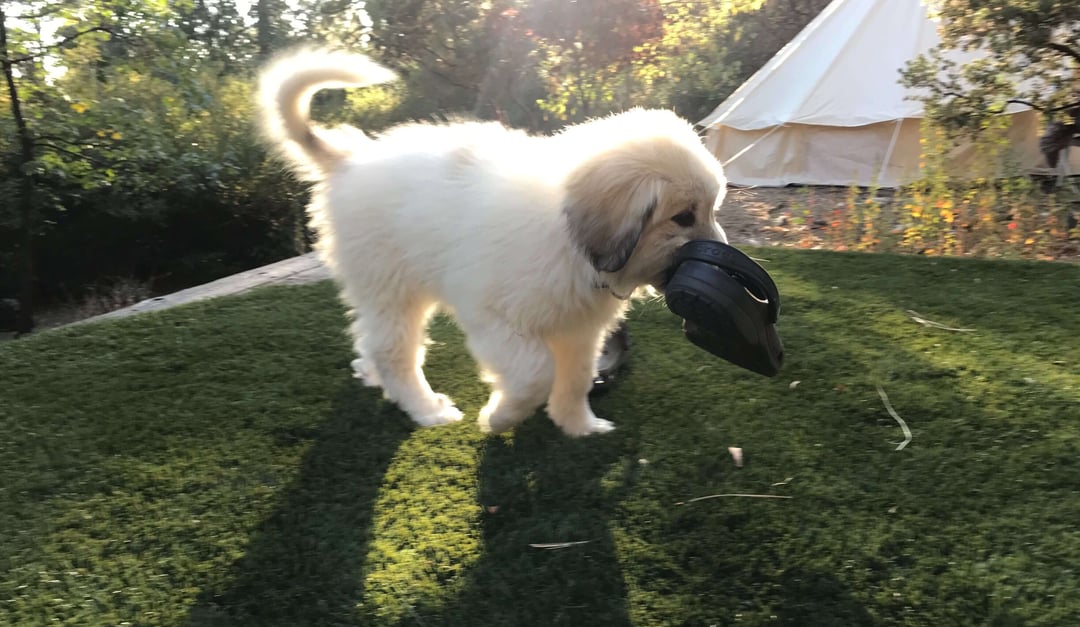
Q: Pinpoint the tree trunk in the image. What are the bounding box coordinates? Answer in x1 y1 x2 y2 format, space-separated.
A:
0 6 37 335
256 0 272 60
472 15 512 120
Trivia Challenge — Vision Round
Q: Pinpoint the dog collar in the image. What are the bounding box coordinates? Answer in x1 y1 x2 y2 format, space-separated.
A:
594 279 632 301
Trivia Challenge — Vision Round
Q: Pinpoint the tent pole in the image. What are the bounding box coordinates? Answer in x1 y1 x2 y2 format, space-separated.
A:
1057 146 1079 194
1057 147 1066 187
878 118 904 187
721 124 786 168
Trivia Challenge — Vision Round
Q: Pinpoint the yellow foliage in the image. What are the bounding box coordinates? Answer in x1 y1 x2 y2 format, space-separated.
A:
71 102 88 113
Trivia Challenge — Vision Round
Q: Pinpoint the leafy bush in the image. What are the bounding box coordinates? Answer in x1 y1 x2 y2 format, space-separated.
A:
776 119 1079 261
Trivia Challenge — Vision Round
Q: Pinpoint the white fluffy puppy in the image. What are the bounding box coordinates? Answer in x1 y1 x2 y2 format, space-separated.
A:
257 48 729 437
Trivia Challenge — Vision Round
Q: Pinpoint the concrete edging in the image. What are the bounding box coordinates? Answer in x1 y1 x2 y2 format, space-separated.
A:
67 252 331 328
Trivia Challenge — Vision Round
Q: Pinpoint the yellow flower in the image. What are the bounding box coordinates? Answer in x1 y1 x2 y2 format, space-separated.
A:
71 102 88 113
111 131 122 140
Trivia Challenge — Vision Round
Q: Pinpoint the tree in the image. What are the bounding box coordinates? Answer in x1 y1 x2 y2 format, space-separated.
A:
0 5 39 335
900 0 1080 157
0 0 851 335
527 0 664 124
0 0 313 333
255 0 291 60
629 0 831 124
359 0 526 123
1 1 114 334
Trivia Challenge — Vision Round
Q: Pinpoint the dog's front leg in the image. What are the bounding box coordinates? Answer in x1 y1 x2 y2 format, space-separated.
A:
545 331 615 437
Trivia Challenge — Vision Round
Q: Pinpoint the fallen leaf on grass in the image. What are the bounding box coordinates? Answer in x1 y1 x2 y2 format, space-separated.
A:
728 446 744 468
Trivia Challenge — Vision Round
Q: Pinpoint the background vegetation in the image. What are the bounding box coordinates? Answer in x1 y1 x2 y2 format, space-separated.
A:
1 0 1077 333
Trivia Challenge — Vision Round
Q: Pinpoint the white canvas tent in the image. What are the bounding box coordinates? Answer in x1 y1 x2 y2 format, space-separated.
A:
697 0 1078 188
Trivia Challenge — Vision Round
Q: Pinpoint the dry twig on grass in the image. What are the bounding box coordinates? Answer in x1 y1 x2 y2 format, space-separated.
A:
906 310 975 333
529 540 593 550
676 494 793 505
876 384 912 451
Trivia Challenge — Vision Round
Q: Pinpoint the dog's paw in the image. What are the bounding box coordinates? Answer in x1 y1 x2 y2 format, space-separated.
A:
476 404 500 434
350 358 381 387
557 413 616 438
477 404 521 435
412 393 463 427
476 415 498 434
476 390 539 435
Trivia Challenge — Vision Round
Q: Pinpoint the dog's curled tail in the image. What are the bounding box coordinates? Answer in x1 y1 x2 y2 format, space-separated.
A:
257 48 397 180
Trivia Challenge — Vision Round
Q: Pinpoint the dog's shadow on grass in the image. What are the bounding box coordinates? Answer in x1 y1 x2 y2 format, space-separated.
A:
183 372 639 626
394 412 640 627
185 382 414 626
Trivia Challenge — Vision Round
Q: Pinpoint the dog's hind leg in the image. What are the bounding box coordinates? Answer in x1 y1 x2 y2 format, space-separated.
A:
347 314 382 388
353 297 463 427
464 325 554 434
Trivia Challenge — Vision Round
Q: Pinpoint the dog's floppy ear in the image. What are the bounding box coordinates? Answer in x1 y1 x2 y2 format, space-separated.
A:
563 159 664 273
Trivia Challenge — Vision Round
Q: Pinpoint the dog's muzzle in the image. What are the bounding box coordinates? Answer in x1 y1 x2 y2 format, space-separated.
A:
662 240 785 377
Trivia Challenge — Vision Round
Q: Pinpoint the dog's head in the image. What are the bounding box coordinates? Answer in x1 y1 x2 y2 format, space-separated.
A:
562 109 728 294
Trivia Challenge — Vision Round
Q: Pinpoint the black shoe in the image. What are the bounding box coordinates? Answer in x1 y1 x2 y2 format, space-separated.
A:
591 321 632 394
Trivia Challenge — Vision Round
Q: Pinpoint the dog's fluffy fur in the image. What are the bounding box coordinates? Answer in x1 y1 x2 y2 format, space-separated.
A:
257 48 729 436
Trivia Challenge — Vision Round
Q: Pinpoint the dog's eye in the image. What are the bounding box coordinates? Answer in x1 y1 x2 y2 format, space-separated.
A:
672 210 696 228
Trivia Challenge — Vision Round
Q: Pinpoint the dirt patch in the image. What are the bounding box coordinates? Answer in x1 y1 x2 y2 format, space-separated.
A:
720 184 1080 260
719 185 882 247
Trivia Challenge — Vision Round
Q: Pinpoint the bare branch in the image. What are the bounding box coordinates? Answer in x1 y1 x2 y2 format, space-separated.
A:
10 5 67 21
1006 98 1080 115
35 134 97 147
1047 42 1080 65
419 44 460 70
1 26 113 65
34 141 112 167
940 91 1079 117
1005 98 1043 111
426 66 477 92
940 90 975 104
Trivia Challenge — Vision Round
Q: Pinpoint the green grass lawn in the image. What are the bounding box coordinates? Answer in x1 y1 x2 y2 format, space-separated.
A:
2 248 1078 626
